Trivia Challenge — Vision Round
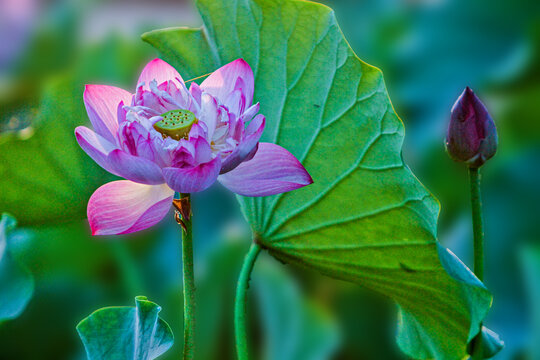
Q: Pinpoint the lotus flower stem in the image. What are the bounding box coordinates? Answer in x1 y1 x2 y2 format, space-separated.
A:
235 242 262 360
179 192 195 360
469 167 484 359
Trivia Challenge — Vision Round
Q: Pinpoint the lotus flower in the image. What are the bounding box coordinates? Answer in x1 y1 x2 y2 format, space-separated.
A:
75 58 313 235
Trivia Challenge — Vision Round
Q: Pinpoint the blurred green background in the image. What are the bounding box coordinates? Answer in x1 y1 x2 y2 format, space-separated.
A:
1 0 540 359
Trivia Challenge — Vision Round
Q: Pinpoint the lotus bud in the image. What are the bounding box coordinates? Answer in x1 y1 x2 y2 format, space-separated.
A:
445 87 498 168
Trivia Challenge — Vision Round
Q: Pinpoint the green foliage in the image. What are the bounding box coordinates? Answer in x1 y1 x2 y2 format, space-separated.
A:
521 246 540 360
488 28 540 152
467 327 504 359
0 214 34 321
194 242 247 360
192 241 340 360
253 254 340 360
0 76 117 226
0 36 154 226
77 296 174 360
333 285 407 359
143 0 494 358
0 217 168 359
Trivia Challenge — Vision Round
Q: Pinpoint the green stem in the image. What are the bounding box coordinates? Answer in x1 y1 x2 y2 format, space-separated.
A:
235 242 262 360
469 167 484 360
180 193 195 360
469 167 484 281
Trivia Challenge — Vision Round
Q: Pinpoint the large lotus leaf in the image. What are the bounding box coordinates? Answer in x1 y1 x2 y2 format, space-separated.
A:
143 0 492 358
0 213 34 321
77 296 173 360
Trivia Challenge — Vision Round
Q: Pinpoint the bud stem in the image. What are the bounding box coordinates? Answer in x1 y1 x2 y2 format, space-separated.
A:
469 167 484 359
235 241 262 360
469 167 484 281
178 193 196 360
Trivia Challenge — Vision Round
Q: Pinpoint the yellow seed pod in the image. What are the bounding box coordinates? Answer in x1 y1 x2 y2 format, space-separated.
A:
153 109 198 140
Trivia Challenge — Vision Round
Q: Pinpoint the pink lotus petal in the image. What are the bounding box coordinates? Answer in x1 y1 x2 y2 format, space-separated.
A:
240 102 260 122
188 121 207 140
220 114 265 173
199 93 219 140
107 149 165 185
218 142 313 197
163 156 222 193
88 181 174 235
191 134 213 165
83 85 132 143
201 59 254 108
171 139 196 168
224 89 246 115
189 82 202 104
117 101 127 124
75 126 118 175
138 58 183 89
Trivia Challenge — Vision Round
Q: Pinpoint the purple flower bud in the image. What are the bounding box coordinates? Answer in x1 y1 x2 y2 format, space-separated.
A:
445 87 498 168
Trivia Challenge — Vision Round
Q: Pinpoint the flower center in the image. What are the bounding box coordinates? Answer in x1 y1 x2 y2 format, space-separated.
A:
153 109 197 140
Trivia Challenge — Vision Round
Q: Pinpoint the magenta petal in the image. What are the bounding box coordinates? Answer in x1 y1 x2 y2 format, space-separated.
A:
241 102 260 122
191 135 213 164
189 82 202 104
220 114 265 174
218 143 313 197
200 59 254 107
75 126 118 175
224 89 245 115
88 181 174 235
199 93 219 139
163 156 222 193
107 149 165 185
83 84 132 143
138 58 183 89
